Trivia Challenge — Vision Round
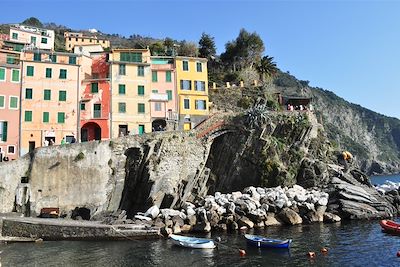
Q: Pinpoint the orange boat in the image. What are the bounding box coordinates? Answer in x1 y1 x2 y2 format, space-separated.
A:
380 220 400 235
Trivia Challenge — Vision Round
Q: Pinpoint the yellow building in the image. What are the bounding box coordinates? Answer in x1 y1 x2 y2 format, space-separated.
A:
20 50 92 155
109 49 152 137
64 32 110 52
175 56 209 130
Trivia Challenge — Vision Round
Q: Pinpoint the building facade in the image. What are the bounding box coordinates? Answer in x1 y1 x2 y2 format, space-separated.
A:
20 50 91 155
10 24 55 50
0 49 21 161
175 57 209 130
109 49 152 137
64 32 110 52
80 53 111 141
150 56 177 131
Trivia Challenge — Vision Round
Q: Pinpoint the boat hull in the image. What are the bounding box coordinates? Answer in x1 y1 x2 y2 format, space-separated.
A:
245 234 292 249
170 234 216 249
380 220 400 235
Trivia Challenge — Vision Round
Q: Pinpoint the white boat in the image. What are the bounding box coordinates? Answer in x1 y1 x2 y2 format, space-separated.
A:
170 234 216 249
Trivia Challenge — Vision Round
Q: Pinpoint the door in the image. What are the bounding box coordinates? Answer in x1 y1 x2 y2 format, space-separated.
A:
184 122 191 131
94 126 101 140
139 125 145 135
28 141 35 153
81 128 88 142
119 125 128 136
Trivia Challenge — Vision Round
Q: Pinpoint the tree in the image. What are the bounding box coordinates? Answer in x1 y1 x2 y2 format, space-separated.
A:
22 17 43 28
198 32 216 59
150 41 165 56
177 41 198 57
256 55 278 82
164 37 175 56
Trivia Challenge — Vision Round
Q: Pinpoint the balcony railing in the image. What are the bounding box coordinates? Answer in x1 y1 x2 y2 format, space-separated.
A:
93 110 101 118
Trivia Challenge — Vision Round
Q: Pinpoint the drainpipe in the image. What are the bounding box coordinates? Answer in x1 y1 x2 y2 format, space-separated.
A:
18 60 24 157
76 64 81 142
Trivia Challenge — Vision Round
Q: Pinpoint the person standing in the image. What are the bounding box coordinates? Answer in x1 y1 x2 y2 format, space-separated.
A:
61 137 66 145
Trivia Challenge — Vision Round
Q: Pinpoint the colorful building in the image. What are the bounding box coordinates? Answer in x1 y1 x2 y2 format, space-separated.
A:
109 49 152 137
64 32 110 52
10 24 55 50
175 56 209 130
150 56 178 131
20 49 91 155
0 49 21 161
80 53 111 141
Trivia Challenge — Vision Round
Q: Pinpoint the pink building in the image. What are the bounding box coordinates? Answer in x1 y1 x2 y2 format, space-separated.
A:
0 49 21 161
150 57 177 131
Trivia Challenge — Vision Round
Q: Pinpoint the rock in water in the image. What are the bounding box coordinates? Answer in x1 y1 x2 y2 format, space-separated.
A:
278 208 303 225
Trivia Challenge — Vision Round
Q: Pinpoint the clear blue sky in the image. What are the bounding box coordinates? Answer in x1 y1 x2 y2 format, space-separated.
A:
2 0 400 118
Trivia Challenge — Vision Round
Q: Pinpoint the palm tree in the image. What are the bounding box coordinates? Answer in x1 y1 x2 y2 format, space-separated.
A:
256 55 278 82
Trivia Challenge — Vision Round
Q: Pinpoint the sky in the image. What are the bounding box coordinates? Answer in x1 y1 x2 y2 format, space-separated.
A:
1 0 400 118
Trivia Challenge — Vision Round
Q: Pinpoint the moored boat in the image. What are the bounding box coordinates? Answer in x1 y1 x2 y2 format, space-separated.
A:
380 220 400 235
244 234 292 249
169 234 216 249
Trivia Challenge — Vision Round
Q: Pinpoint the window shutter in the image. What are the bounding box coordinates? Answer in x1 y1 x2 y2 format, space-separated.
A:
2 121 7 141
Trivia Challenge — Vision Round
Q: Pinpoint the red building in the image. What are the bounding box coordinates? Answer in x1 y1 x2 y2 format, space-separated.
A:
80 53 111 141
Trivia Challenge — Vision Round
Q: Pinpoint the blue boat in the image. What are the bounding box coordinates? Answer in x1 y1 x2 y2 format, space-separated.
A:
244 234 292 249
170 234 216 249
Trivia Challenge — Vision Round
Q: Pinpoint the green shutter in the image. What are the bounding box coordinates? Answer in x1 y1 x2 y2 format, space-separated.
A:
197 62 202 72
44 89 51 100
119 84 125 95
59 69 67 79
25 111 32 122
138 85 144 95
91 83 98 93
43 112 49 123
41 37 47 44
69 56 77 64
166 71 172 82
34 53 41 61
50 54 57 63
2 121 7 141
137 66 144 76
167 90 173 100
59 91 66 101
0 68 5 80
10 97 18 108
0 96 4 108
25 88 33 99
118 103 126 113
183 61 188 71
152 71 157 82
27 66 34 76
46 68 52 78
138 103 145 113
152 90 158 93
12 69 19 82
80 103 85 110
57 112 65 123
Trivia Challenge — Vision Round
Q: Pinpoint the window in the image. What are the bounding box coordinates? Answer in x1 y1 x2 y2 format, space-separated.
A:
43 112 49 123
7 145 15 154
155 102 162 111
9 96 18 109
180 80 191 90
195 100 207 110
184 99 190 109
118 102 126 113
137 66 144 76
152 90 158 93
138 103 145 113
25 88 33 99
57 112 65 123
120 52 142 63
80 103 85 110
33 52 41 61
12 69 20 82
166 71 172 82
69 56 77 64
94 104 101 118
27 66 34 76
119 84 126 95
194 81 206 91
152 71 158 82
167 90 173 101
59 69 67 79
91 82 98 93
6 55 17 64
41 37 48 44
44 89 51 100
0 96 4 108
196 62 203 72
119 64 126 75
31 36 36 44
50 54 57 63
183 60 189 71
25 111 32 122
0 121 7 141
0 68 5 81
59 90 67 101
45 68 52 78
138 85 144 95
12 32 18 39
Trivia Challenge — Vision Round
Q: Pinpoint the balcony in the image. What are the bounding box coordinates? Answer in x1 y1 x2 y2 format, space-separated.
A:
151 64 174 71
93 110 101 118
150 93 168 102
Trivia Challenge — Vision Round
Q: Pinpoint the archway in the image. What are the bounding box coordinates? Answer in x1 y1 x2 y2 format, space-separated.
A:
81 122 102 142
152 119 167 132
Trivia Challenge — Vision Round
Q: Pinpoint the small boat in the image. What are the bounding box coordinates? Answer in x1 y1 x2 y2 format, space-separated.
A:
244 234 292 249
169 234 216 249
380 220 400 235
